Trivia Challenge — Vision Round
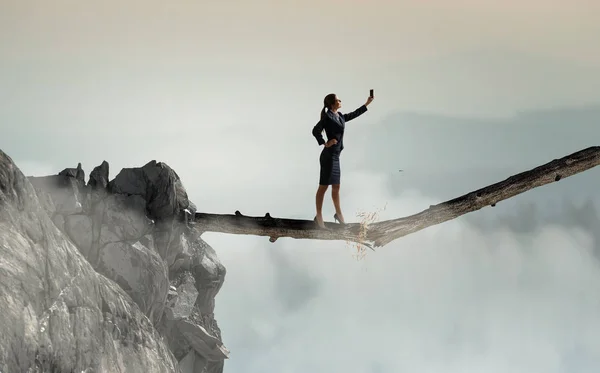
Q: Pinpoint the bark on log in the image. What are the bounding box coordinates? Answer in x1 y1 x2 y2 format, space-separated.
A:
192 146 600 248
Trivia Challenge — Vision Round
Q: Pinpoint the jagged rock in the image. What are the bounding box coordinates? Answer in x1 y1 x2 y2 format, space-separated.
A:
29 175 84 215
174 179 189 211
52 213 66 232
205 360 225 373
29 181 56 216
5 152 228 373
94 194 153 247
176 316 230 362
166 288 179 309
165 272 198 321
178 349 225 373
189 233 226 315
109 160 189 220
144 161 189 219
179 349 205 373
170 257 188 276
142 160 189 217
178 201 198 226
159 232 228 370
88 160 109 190
97 240 169 325
161 311 229 371
187 201 197 216
166 230 226 342
139 233 157 252
0 149 180 372
169 237 195 276
64 214 93 258
58 162 85 183
154 217 188 267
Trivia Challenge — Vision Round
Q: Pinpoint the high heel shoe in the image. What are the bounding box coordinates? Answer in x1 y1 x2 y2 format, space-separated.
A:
314 216 328 229
333 213 345 225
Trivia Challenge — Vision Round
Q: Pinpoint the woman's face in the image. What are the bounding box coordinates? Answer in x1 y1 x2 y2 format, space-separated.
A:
333 96 342 110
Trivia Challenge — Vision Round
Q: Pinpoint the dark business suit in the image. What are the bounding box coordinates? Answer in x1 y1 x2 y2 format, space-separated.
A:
312 105 368 185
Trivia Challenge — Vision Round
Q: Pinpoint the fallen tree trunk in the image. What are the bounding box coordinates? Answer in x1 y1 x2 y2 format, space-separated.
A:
192 146 600 248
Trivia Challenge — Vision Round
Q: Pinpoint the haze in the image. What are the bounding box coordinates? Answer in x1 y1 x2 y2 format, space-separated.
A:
2 1 600 372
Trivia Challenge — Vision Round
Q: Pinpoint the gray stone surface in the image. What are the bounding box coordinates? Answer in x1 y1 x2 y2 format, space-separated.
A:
51 213 66 232
165 272 198 321
160 232 228 372
160 312 229 373
142 160 189 219
0 149 180 373
97 240 169 326
58 162 85 183
95 194 153 246
0 148 229 372
176 318 230 362
154 217 189 269
29 175 84 215
64 213 93 257
88 160 109 190
188 231 227 316
108 160 189 221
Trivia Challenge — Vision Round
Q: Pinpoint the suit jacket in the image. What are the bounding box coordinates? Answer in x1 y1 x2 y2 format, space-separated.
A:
312 105 368 152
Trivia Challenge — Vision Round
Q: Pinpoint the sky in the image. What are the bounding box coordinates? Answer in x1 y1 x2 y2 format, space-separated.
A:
2 0 600 372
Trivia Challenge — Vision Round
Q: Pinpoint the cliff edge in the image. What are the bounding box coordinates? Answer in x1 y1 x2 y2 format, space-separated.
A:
0 149 228 373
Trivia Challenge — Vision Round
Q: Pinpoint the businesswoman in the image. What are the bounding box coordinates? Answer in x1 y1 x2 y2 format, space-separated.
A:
312 92 374 229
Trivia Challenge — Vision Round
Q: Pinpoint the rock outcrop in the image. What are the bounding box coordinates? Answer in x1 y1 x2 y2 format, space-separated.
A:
0 149 228 373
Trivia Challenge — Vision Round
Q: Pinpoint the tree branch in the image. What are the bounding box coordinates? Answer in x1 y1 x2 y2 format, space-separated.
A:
192 146 600 248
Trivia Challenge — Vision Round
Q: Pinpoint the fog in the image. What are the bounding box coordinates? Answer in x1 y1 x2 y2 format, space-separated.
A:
203 168 600 373
3 0 600 371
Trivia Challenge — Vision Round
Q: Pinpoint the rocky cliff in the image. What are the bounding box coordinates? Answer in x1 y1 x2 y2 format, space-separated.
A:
0 149 229 373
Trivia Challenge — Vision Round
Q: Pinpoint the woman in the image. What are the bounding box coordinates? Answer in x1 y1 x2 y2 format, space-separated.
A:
311 92 374 229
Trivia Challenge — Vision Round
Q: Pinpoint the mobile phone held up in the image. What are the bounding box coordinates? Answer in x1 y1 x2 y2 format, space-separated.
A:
370 89 374 98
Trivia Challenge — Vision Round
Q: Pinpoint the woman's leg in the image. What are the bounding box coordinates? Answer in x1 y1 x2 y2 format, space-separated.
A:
331 184 344 223
315 184 329 227
316 149 333 228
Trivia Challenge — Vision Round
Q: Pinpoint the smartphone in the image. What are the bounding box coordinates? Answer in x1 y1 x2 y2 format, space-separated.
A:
370 89 374 98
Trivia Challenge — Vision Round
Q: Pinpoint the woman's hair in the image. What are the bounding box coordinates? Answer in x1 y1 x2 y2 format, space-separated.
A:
320 93 337 121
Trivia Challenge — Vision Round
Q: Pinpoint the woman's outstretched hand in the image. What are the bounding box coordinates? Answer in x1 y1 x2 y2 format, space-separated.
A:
365 96 374 106
324 139 338 147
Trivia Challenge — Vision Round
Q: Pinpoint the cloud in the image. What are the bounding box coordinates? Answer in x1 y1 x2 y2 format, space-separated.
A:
206 168 600 373
2 1 600 371
268 247 321 314
7 106 600 372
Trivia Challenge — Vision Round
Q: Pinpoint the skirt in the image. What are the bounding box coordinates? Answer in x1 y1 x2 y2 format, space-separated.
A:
319 149 341 185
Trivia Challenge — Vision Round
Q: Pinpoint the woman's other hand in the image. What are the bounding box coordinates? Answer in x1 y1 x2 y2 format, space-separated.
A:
324 139 338 147
365 96 374 106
